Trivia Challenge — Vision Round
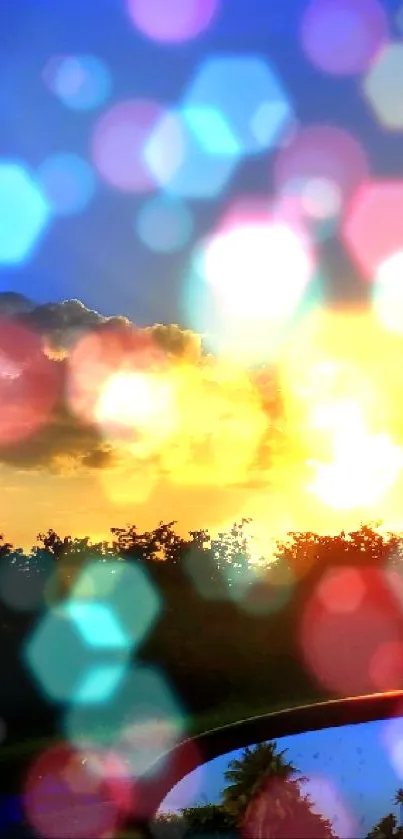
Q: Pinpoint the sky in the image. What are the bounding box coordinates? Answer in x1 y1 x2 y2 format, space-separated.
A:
3 0 403 549
160 719 403 838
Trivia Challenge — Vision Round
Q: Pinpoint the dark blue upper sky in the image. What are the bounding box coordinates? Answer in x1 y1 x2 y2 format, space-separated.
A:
1 0 403 326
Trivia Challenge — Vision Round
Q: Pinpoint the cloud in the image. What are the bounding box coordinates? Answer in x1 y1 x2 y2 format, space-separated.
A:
0 293 279 481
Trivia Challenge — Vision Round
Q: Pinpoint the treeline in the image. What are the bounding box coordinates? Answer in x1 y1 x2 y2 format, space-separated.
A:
2 520 403 733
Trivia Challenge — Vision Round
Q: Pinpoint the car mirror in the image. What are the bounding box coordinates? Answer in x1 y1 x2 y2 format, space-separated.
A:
144 694 403 838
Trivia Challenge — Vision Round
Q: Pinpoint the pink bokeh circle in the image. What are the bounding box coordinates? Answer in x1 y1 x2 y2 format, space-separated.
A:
126 0 219 44
91 99 168 193
300 0 388 76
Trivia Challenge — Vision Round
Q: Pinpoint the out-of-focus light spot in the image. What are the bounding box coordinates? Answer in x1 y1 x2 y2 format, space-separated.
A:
0 552 54 612
0 162 50 265
24 742 125 839
203 222 312 320
71 560 162 652
299 176 342 220
24 605 129 704
185 202 320 366
43 54 112 111
231 561 296 616
192 220 314 364
0 321 61 445
67 325 175 458
95 369 177 457
383 713 403 778
363 43 403 130
316 566 366 614
373 251 403 334
65 602 130 650
182 55 293 156
74 664 127 704
65 666 185 780
37 153 96 217
308 412 403 510
273 125 369 220
182 106 240 156
136 195 193 253
342 181 403 280
91 100 168 193
126 0 219 43
300 567 403 695
144 108 239 198
370 641 403 691
300 0 388 76
301 775 357 839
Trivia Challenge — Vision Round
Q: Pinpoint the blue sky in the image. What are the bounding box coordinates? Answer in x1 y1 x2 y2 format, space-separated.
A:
2 0 403 324
161 719 403 837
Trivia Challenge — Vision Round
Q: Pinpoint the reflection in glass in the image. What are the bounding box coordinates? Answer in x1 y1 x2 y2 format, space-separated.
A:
155 719 403 837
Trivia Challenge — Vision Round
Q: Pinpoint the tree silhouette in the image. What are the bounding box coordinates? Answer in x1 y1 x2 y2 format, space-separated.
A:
395 789 403 830
222 742 336 838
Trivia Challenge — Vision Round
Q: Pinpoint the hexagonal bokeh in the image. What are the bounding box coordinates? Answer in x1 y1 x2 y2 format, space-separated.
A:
24 604 130 703
342 180 403 280
70 559 162 652
144 108 240 199
64 665 185 779
0 162 51 265
363 43 403 130
181 55 293 156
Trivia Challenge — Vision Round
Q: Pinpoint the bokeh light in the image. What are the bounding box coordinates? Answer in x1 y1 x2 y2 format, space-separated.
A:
300 0 388 76
23 741 126 839
363 42 403 130
342 181 403 280
71 559 162 652
126 0 219 44
37 153 96 217
0 320 61 445
43 54 112 111
186 211 315 365
136 195 193 253
0 552 54 612
65 666 185 780
373 251 403 335
273 125 370 222
24 603 130 704
182 55 293 156
144 108 240 198
301 775 357 839
0 162 51 265
91 100 169 193
67 324 175 456
383 708 403 779
299 566 403 696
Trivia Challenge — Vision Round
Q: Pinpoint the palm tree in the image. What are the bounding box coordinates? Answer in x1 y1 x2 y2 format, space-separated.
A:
395 790 403 830
221 741 336 838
